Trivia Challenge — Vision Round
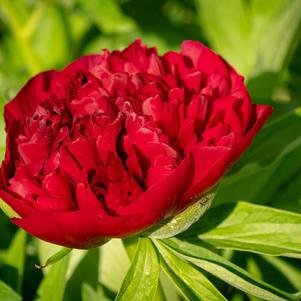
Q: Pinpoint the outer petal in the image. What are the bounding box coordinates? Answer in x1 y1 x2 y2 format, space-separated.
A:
0 189 36 217
63 54 106 76
12 209 151 249
179 146 233 210
236 104 273 158
11 155 193 248
4 71 59 125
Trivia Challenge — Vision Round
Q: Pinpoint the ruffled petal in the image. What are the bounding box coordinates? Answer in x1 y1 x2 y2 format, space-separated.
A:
4 71 59 125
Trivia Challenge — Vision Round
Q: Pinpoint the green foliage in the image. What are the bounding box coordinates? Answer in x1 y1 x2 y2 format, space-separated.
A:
2 230 26 292
0 0 301 300
0 280 21 301
195 0 301 78
155 241 227 301
100 239 130 293
36 254 70 301
162 238 299 301
198 202 301 257
36 248 71 269
116 238 159 301
214 108 301 207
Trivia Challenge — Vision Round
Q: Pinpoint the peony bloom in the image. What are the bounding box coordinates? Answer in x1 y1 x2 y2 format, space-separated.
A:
0 40 272 248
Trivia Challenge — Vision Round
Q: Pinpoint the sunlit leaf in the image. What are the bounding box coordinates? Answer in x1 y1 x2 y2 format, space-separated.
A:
195 0 301 78
77 0 136 34
31 4 70 69
35 248 71 269
0 280 21 301
81 283 112 301
116 238 159 301
143 193 214 238
65 248 100 301
36 253 70 301
163 238 300 301
37 240 86 279
0 200 20 219
197 202 301 258
2 230 26 292
155 240 227 301
100 239 130 292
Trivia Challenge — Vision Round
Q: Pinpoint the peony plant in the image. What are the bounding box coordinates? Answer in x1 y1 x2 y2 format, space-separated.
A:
0 40 272 248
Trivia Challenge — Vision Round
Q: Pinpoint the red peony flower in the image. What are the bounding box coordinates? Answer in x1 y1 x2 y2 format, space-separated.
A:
0 40 272 248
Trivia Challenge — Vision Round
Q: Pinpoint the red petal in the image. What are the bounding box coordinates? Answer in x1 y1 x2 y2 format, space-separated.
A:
9 167 46 199
0 189 35 217
181 40 229 76
117 154 192 217
76 183 103 209
236 104 273 157
11 208 153 249
180 146 233 210
4 71 59 125
35 195 76 212
64 54 107 77
67 138 98 170
42 171 73 200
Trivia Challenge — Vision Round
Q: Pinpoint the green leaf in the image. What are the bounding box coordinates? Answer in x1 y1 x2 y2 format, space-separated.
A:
163 238 299 301
142 193 214 238
0 100 6 151
2 230 26 292
123 235 167 301
154 240 227 301
195 0 301 78
252 0 301 76
37 240 86 279
159 272 181 301
195 0 253 75
262 255 301 291
65 248 100 301
198 202 301 258
0 280 21 301
35 248 71 269
31 4 70 69
154 282 167 301
122 236 139 261
234 108 301 168
77 0 136 34
230 293 245 301
0 199 21 219
100 239 130 292
0 0 41 75
246 258 263 301
82 283 112 301
115 238 159 301
215 108 301 206
36 253 70 301
82 283 98 301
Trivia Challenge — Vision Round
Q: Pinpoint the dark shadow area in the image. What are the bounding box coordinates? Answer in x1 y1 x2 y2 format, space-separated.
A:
247 71 279 103
0 265 19 292
22 252 43 301
122 0 204 47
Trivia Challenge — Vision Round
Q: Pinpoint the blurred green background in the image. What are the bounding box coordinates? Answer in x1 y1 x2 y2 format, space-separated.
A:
0 0 301 300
